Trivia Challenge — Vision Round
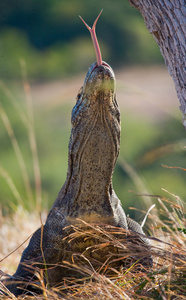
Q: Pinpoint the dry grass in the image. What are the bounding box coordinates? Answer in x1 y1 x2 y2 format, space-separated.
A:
0 195 185 299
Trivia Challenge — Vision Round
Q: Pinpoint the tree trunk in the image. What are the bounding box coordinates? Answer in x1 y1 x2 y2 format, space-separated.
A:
128 0 186 128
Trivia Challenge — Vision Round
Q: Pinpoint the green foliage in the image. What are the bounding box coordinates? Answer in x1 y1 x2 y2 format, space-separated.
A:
0 0 163 80
0 29 97 80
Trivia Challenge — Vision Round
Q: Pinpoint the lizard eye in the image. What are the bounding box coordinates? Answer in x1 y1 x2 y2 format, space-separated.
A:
72 86 84 127
76 87 83 103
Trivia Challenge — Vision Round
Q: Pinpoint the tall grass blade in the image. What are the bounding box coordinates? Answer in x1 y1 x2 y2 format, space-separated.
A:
0 166 23 208
0 281 16 300
0 80 26 124
21 59 42 211
118 157 154 207
0 103 34 206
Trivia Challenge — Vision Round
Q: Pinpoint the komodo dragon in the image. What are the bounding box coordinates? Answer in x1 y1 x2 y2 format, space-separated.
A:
3 11 152 296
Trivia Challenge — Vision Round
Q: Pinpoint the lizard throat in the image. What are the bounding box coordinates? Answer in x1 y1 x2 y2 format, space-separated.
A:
68 114 118 218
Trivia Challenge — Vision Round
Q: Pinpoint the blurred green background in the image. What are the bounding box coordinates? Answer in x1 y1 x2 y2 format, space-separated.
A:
0 0 163 80
0 0 185 220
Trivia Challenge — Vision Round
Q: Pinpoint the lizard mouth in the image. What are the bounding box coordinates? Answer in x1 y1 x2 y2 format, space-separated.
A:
91 61 110 72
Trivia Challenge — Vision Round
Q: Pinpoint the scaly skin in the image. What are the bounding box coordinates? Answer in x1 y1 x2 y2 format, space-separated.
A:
51 61 126 226
3 13 152 297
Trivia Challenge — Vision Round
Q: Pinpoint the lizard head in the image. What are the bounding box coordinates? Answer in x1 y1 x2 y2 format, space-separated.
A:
71 61 120 139
83 61 116 96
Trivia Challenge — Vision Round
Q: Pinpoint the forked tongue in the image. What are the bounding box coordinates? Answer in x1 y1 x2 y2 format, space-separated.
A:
79 10 103 66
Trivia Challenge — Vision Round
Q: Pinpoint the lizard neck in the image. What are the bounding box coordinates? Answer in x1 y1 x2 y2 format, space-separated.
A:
67 102 119 218
54 63 120 221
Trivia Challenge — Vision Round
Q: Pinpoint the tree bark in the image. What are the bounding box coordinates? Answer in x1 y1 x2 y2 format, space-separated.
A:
128 0 186 128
